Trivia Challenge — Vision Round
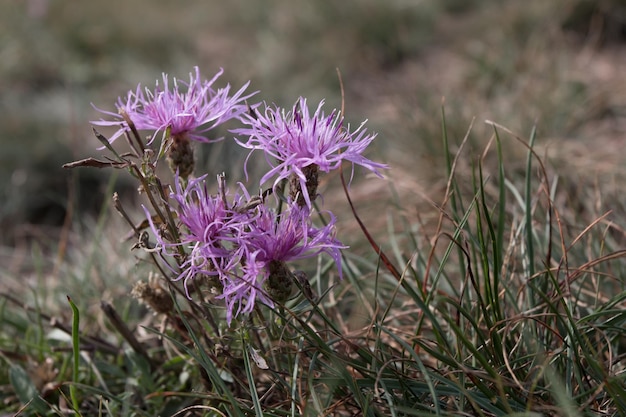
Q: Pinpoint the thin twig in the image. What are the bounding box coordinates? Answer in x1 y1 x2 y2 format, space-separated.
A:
100 300 156 369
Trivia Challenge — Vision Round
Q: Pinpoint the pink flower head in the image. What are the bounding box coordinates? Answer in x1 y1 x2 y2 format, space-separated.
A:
143 174 255 299
246 204 344 269
218 203 345 325
234 97 388 206
217 250 275 325
92 67 256 145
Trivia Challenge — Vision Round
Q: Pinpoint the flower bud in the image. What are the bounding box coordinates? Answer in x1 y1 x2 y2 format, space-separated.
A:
265 260 294 302
290 164 319 207
131 277 174 315
167 134 195 179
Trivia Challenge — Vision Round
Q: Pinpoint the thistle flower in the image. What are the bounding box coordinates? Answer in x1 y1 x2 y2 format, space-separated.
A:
220 203 344 320
93 67 255 144
142 176 344 325
245 203 344 273
234 97 388 207
143 174 255 299
217 249 275 325
92 67 256 177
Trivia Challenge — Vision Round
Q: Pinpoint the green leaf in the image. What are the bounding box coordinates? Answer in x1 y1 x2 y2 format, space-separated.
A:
9 364 49 414
67 295 81 414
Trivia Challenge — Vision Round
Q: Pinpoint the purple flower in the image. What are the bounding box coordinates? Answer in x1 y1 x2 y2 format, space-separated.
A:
215 203 345 323
217 202 345 325
245 204 344 270
143 174 255 299
234 97 388 206
218 250 275 325
143 175 345 325
92 67 256 145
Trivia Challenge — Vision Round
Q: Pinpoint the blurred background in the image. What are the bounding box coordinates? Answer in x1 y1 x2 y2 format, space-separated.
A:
1 0 625 269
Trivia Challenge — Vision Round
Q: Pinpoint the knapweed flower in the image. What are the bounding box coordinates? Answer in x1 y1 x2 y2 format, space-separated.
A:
93 67 255 144
143 174 255 299
217 203 344 323
234 97 388 207
144 175 345 325
143 175 345 325
92 67 257 177
245 203 344 277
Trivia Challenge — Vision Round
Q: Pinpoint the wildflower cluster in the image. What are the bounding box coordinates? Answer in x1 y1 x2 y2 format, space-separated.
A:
89 67 387 325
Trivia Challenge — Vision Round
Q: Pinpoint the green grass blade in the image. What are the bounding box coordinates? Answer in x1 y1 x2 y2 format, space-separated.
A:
524 125 537 278
241 332 264 417
67 295 81 415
